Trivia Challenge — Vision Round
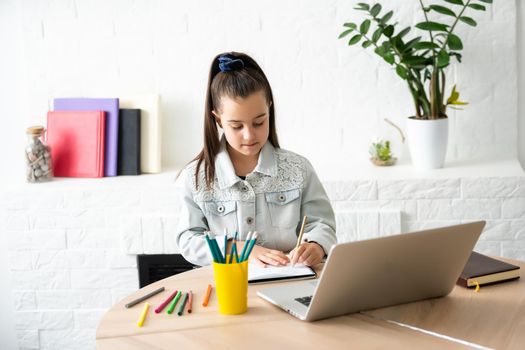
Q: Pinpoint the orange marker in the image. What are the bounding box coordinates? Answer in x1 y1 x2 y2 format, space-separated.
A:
187 290 193 313
202 284 212 307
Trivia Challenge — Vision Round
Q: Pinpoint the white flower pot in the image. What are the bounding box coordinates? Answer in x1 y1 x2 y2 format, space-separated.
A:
406 117 448 170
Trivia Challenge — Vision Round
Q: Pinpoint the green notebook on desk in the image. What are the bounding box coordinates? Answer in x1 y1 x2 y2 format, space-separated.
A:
457 251 520 288
248 264 316 284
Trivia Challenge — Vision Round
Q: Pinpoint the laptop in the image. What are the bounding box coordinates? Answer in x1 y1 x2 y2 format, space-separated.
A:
257 221 486 321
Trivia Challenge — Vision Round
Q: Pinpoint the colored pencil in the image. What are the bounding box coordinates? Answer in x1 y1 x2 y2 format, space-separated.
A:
155 290 177 313
125 287 165 308
209 231 224 263
242 232 258 261
187 290 193 313
224 228 229 261
238 231 252 263
202 284 212 307
205 233 220 262
166 291 182 314
136 302 150 327
177 292 189 316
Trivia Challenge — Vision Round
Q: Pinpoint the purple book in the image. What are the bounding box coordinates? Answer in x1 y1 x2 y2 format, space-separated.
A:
54 98 119 177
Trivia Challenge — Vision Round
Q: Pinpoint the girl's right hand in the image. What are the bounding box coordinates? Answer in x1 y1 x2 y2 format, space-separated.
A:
248 245 290 267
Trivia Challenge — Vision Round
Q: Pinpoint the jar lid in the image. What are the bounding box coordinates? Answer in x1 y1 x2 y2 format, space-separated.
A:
26 125 44 135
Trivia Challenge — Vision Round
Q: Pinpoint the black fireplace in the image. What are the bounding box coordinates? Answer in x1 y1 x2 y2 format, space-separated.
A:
137 254 197 288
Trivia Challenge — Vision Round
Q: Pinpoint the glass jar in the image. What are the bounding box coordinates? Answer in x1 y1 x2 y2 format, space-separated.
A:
25 125 52 182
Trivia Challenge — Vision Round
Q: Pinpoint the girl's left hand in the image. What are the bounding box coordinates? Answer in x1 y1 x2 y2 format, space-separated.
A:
290 242 325 266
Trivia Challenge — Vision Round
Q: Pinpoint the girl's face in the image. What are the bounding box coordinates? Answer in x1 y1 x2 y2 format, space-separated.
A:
212 90 270 159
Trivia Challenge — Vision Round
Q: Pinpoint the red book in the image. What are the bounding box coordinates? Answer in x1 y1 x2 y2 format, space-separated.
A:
46 111 105 178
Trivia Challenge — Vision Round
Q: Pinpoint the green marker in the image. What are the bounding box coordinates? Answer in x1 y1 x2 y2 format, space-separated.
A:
166 291 182 314
177 292 189 316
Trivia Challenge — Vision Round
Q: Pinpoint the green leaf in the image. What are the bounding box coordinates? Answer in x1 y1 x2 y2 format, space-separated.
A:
370 3 382 17
383 53 395 65
381 10 393 24
437 50 450 67
384 25 394 37
449 52 462 63
397 26 411 38
413 41 440 50
372 28 383 42
343 22 357 29
478 0 492 3
459 16 477 26
444 0 463 5
396 65 408 80
355 2 370 10
393 36 405 51
362 40 373 48
447 33 463 50
416 21 449 31
429 5 456 17
402 56 429 66
374 45 387 56
468 3 486 10
360 19 371 34
348 34 362 46
403 36 422 53
338 29 354 39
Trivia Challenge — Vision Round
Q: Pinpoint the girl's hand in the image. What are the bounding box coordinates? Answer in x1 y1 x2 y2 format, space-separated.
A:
290 242 325 267
248 245 290 267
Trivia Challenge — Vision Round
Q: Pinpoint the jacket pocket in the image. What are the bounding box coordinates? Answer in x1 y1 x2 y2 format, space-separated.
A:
265 189 301 228
204 200 237 233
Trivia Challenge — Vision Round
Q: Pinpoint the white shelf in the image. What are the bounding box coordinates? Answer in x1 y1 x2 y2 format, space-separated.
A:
3 158 524 193
315 158 524 181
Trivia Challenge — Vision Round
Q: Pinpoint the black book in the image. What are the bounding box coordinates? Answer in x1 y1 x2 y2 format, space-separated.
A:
457 251 520 288
117 109 141 175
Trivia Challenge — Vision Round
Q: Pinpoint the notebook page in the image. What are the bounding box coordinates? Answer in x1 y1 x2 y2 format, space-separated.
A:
249 263 315 281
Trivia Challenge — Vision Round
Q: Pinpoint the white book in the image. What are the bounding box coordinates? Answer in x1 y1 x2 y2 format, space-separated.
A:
119 95 162 173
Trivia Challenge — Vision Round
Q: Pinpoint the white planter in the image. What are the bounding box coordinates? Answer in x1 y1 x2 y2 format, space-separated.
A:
406 117 448 170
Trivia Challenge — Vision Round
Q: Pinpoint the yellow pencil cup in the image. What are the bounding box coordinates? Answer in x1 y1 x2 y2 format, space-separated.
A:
212 255 248 315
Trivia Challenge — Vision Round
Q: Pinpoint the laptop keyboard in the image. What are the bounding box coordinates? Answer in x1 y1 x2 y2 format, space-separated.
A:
295 295 313 307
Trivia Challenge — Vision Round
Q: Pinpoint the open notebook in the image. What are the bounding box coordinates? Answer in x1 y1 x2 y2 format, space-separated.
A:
248 264 316 284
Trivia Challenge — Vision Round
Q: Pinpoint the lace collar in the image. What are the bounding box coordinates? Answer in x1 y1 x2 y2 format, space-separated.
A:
215 136 278 190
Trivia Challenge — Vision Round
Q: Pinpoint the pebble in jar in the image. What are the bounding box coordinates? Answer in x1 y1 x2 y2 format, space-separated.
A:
25 125 53 182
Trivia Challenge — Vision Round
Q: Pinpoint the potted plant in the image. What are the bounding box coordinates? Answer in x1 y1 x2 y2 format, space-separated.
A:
339 0 492 169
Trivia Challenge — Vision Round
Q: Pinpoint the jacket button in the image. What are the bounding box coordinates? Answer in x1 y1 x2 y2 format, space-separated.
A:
242 185 249 192
246 217 254 225
217 205 225 213
278 194 286 202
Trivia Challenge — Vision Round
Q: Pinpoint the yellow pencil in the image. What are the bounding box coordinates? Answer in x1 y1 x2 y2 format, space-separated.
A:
137 302 150 327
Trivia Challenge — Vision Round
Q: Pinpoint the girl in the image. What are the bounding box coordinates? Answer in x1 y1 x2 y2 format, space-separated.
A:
176 52 336 267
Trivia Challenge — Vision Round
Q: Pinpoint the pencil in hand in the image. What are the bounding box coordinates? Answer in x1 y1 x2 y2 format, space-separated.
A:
291 216 307 266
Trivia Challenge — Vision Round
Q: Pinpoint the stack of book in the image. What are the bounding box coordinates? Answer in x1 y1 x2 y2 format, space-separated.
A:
46 96 162 178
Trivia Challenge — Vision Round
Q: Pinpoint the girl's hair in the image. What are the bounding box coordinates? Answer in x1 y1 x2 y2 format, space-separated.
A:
191 52 279 190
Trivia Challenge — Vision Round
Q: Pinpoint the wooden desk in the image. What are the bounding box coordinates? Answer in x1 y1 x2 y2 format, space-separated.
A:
96 259 525 349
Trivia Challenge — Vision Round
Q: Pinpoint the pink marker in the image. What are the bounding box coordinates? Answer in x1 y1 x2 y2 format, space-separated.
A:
155 290 178 313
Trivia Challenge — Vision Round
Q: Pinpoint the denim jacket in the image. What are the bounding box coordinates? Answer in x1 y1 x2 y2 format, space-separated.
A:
175 137 337 266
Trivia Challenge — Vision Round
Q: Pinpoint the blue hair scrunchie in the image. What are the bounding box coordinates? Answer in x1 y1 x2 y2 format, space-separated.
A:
218 55 245 72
